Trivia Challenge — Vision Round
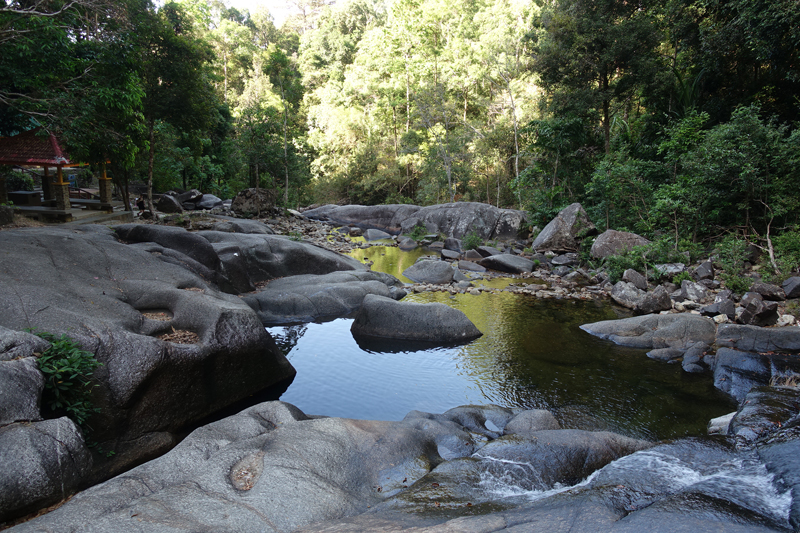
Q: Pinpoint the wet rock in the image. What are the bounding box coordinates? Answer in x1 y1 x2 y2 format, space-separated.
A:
750 281 785 301
0 418 92 522
647 347 684 362
681 342 711 373
242 271 405 326
503 410 561 436
590 229 650 259
351 294 481 343
708 412 735 435
478 253 534 274
623 269 648 291
475 430 651 489
402 259 454 284
532 203 596 253
713 348 775 402
610 281 645 309
717 324 800 353
729 386 800 447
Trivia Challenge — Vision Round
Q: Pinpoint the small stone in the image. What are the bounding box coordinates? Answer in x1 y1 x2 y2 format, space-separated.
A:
713 314 728 324
777 314 796 327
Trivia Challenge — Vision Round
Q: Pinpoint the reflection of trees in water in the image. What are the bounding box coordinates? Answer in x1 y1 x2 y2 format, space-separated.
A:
267 324 308 357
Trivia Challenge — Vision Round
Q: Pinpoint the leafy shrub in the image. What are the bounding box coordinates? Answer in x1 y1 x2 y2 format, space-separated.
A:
409 221 428 242
773 230 800 275
672 271 693 285
31 331 102 428
3 171 34 191
714 234 753 293
603 236 696 283
462 230 482 251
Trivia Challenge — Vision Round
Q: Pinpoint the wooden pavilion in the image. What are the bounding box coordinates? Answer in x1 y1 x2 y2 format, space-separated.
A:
0 128 113 221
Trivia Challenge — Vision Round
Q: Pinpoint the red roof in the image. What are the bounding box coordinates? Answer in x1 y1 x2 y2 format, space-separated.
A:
0 128 71 166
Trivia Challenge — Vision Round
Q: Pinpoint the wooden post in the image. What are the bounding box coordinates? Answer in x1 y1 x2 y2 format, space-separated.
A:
42 167 54 202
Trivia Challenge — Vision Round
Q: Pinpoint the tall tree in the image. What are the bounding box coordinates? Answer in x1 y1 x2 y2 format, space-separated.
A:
140 1 216 214
532 0 662 154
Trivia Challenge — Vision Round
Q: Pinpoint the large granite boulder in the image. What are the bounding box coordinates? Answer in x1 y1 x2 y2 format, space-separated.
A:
581 314 716 351
303 203 528 241
12 402 655 533
402 260 454 284
230 187 278 216
242 271 405 326
350 294 481 343
399 202 527 240
610 281 645 309
0 417 92 522
303 204 422 234
532 203 596 253
155 194 183 213
0 356 43 426
717 324 800 353
0 226 295 481
590 229 650 259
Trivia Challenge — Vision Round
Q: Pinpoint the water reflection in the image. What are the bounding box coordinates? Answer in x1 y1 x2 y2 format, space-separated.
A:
348 245 437 283
270 290 735 441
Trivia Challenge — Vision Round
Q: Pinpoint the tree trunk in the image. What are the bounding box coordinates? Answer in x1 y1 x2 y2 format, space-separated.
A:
146 119 156 216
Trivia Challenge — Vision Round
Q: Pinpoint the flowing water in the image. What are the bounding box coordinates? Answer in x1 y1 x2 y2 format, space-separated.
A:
270 245 736 441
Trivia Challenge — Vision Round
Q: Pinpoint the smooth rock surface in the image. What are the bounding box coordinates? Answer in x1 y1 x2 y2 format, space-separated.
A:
242 271 405 325
402 260 454 284
351 294 481 343
477 254 534 274
581 314 716 351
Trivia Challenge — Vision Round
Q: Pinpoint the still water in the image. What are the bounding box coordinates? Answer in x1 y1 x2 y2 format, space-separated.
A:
270 258 736 441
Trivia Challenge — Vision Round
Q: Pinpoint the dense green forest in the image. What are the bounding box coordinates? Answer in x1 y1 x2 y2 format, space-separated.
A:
2 0 799 249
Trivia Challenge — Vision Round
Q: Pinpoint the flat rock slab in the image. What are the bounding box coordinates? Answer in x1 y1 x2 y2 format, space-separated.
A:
581 314 716 350
350 294 481 343
242 271 405 326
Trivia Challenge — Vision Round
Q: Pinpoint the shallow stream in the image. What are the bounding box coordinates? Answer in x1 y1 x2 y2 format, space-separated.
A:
270 245 736 441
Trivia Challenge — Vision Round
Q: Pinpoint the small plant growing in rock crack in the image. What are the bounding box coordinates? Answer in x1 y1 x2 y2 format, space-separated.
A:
29 330 102 428
409 221 427 241
288 231 303 241
672 271 693 285
461 229 482 251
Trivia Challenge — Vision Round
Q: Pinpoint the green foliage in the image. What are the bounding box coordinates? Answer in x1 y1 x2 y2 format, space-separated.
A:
672 271 693 285
30 331 102 428
408 221 428 242
714 234 753 293
461 230 482 251
1 171 34 192
288 230 303 241
772 230 800 275
603 236 697 283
